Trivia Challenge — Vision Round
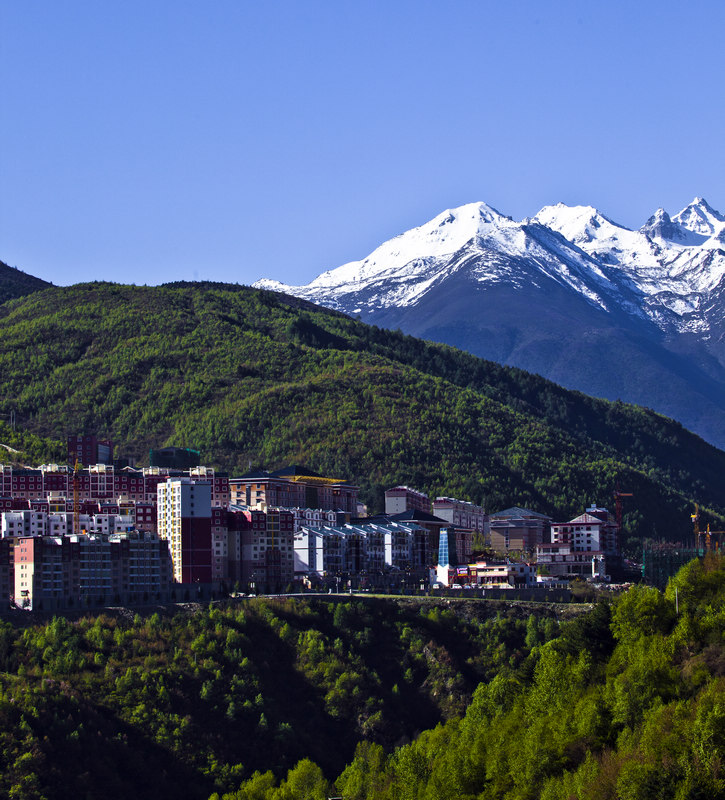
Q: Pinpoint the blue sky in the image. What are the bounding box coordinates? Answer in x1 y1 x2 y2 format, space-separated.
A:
2 0 724 287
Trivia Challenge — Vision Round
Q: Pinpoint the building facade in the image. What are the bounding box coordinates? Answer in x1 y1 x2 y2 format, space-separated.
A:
157 478 212 583
433 497 488 534
230 466 357 513
384 486 430 515
14 532 172 610
490 507 552 553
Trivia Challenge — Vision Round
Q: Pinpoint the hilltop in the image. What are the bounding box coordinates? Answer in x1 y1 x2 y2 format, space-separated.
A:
0 260 51 304
1 280 724 543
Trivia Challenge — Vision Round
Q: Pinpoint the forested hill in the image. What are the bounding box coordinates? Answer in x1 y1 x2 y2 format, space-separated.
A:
0 260 51 304
1 556 725 799
1 280 724 542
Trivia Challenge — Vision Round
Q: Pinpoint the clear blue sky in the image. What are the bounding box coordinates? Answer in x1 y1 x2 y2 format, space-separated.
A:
2 0 724 287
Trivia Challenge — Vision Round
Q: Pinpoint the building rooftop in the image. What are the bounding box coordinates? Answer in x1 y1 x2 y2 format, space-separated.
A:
490 506 552 520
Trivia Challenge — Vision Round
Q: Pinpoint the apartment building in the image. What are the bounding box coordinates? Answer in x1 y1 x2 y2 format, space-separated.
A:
384 486 430 515
68 435 114 466
551 507 618 556
157 478 212 583
294 521 427 579
0 463 229 507
535 543 608 580
228 506 295 590
14 532 172 610
433 496 488 535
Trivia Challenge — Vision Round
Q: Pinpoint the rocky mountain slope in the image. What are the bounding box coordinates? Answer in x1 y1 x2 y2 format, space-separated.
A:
255 198 725 448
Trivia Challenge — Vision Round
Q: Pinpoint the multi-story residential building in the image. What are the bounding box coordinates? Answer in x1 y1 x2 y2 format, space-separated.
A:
230 465 357 513
1 510 48 538
157 478 212 583
535 543 607 580
0 463 229 508
1 510 135 539
385 486 430 515
14 532 172 610
269 506 349 532
294 521 427 579
0 538 13 604
432 497 488 535
364 508 449 566
490 507 552 553
211 506 230 583
189 467 230 507
15 536 80 609
551 507 618 556
228 506 294 590
535 505 618 581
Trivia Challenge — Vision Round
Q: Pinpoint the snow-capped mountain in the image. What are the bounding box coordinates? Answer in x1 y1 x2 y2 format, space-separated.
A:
532 198 725 333
254 197 725 449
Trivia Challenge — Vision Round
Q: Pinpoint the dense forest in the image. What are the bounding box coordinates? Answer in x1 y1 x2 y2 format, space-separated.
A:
1 555 724 799
1 280 725 544
0 596 567 799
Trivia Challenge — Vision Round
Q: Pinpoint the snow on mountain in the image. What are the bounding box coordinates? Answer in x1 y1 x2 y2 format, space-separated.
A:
256 201 638 315
533 197 725 328
254 196 725 335
256 202 511 304
673 197 725 238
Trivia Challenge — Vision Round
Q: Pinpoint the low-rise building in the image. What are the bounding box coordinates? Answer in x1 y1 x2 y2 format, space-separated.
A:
469 559 537 588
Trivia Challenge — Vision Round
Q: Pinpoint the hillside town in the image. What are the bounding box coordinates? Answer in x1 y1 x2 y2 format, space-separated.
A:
0 435 629 611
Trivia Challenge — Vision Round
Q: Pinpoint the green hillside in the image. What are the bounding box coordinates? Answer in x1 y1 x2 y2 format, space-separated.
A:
1 280 724 543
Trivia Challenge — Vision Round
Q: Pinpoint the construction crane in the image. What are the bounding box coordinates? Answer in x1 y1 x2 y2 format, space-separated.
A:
73 459 82 535
691 504 701 547
690 504 725 550
704 524 725 551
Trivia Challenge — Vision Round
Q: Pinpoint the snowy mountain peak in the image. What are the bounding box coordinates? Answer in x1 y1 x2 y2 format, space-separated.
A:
640 208 683 242
532 203 623 248
275 200 514 295
673 197 725 238
429 201 508 229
